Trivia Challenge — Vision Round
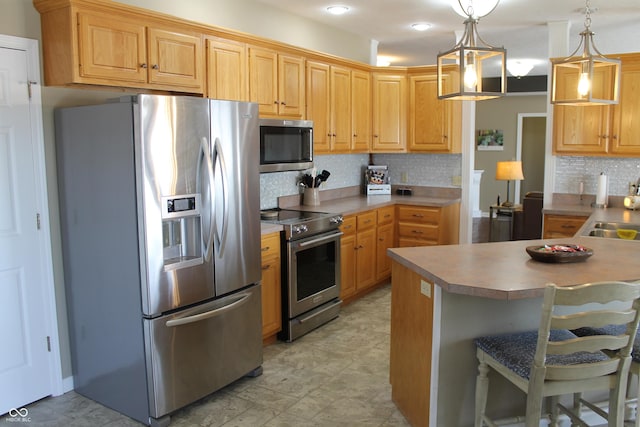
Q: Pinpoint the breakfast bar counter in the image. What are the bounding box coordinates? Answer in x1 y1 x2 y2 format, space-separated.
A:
387 237 640 426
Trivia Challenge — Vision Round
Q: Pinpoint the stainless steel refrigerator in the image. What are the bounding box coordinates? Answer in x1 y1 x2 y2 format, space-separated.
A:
55 95 262 426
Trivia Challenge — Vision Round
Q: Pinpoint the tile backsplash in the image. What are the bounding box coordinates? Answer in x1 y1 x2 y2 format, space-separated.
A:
259 153 462 209
555 156 640 196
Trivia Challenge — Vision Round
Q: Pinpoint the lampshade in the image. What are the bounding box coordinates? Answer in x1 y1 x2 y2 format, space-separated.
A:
495 161 524 181
550 0 620 105
437 1 506 101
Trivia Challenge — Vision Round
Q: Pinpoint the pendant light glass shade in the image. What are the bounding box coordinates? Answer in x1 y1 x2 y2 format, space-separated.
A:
550 1 620 105
437 2 506 101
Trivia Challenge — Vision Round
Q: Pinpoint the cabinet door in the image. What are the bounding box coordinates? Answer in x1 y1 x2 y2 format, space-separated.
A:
206 38 247 101
306 61 331 153
340 233 357 301
77 12 147 84
408 73 460 153
351 70 371 152
147 27 203 92
610 61 640 156
260 233 281 339
553 69 610 155
356 227 377 291
278 53 305 118
376 222 394 281
249 47 279 116
330 66 352 152
372 74 406 152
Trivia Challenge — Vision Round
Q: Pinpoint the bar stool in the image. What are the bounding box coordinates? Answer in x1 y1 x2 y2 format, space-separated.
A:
474 281 640 427
572 324 640 426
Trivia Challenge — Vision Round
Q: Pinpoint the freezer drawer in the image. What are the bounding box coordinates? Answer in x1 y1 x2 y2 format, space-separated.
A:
144 284 262 419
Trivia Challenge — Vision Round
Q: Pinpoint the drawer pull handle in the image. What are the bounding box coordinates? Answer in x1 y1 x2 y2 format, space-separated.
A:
412 230 423 234
261 265 271 270
412 214 424 218
261 246 270 252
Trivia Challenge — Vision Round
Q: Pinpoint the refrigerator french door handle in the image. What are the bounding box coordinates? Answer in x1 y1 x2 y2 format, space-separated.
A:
213 138 230 258
200 137 215 262
164 292 251 327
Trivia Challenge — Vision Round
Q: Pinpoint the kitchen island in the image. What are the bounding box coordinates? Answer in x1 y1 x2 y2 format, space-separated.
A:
388 235 640 426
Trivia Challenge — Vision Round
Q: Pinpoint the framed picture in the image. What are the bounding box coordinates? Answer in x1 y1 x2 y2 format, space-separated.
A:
477 129 504 151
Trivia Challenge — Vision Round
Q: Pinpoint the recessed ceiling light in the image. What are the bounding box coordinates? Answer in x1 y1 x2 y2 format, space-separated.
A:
411 23 432 31
326 5 350 15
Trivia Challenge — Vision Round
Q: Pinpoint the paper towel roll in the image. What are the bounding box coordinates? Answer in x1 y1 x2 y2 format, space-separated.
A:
596 173 608 206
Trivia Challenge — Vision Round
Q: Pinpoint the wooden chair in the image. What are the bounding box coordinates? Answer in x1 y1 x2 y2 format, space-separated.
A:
474 281 640 427
572 324 640 425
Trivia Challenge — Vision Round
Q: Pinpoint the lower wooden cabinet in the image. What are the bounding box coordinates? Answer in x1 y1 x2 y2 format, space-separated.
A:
376 205 395 281
260 232 281 341
339 216 357 301
542 214 588 239
397 204 460 247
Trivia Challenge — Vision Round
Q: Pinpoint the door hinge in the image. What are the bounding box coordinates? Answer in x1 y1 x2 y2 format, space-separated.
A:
46 336 51 352
36 213 41 230
27 80 37 99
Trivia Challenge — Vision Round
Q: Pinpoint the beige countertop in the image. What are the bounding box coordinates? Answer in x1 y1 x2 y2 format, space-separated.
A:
388 236 640 300
287 194 460 216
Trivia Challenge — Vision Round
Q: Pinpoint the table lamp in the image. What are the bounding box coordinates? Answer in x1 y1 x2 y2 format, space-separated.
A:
495 161 524 207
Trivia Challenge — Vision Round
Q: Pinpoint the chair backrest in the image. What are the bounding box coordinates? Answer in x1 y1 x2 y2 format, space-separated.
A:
534 281 640 382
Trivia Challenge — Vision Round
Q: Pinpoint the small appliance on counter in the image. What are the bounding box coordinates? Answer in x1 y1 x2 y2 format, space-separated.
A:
365 165 391 195
624 178 640 210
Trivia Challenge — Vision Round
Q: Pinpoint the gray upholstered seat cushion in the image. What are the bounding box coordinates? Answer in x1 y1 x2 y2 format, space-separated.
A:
475 329 611 380
572 325 640 363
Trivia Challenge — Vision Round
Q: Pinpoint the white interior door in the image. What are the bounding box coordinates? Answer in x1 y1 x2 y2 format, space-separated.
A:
0 39 57 414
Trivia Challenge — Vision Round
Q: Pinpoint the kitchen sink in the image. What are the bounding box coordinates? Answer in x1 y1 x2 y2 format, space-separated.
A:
582 222 640 240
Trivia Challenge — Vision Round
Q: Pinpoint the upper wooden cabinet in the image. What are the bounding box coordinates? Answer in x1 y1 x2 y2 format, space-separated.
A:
553 53 640 157
206 37 248 101
37 4 204 93
609 55 640 156
307 62 370 154
372 72 407 153
351 70 372 152
249 47 305 118
408 71 461 153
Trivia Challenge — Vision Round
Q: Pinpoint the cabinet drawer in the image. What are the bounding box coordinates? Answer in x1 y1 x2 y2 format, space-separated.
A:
398 237 437 247
397 206 440 223
357 211 377 230
377 206 395 225
260 232 281 260
340 216 357 236
543 214 588 238
398 223 439 240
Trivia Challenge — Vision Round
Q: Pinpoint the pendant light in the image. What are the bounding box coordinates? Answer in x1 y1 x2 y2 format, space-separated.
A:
550 0 620 105
437 0 506 101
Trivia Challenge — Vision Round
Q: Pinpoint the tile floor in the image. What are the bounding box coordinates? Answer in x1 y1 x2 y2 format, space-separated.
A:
13 284 408 427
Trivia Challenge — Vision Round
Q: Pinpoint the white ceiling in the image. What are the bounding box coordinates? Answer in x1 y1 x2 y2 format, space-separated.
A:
253 0 640 76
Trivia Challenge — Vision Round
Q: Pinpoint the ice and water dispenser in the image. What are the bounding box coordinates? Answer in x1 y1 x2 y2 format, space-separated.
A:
161 194 204 271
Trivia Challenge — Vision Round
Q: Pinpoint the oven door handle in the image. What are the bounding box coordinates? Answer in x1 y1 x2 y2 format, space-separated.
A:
297 232 343 248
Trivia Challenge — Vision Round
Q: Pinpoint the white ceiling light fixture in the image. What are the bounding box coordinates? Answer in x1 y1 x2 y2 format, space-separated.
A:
437 0 506 101
507 59 535 78
550 0 620 105
411 23 432 31
451 0 500 19
326 5 350 15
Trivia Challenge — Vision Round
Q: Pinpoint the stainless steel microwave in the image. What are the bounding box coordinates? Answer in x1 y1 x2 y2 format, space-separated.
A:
259 119 313 173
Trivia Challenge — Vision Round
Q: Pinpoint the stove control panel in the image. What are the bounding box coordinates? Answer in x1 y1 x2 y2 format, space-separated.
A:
329 215 344 226
292 224 309 235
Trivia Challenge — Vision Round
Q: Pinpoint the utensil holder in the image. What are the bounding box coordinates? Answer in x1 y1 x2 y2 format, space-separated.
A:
303 188 320 206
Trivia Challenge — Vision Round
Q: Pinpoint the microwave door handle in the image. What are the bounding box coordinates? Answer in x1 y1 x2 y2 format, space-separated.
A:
165 292 251 327
200 137 215 262
213 138 229 258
